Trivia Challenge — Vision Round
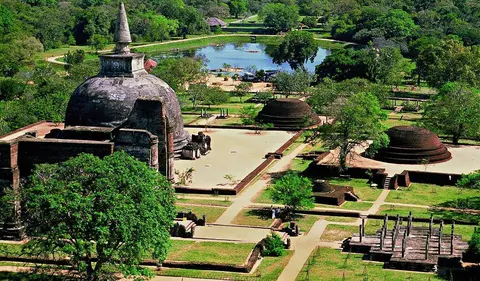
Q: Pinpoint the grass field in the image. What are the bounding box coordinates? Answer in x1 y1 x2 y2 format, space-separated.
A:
232 208 274 227
386 183 480 208
157 250 294 280
175 197 233 207
253 185 373 211
175 205 227 223
327 178 382 201
296 247 443 281
167 240 254 265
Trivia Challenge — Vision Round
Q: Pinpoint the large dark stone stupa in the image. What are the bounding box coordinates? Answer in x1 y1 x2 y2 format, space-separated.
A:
257 99 320 128
375 126 451 164
65 3 190 154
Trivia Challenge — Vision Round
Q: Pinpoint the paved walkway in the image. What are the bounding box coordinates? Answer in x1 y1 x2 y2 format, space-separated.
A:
277 220 328 281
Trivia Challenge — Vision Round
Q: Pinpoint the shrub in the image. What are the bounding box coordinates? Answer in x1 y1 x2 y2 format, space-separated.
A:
458 170 480 189
468 230 480 256
264 233 285 256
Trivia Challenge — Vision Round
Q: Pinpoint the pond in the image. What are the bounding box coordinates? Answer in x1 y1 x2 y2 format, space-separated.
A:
152 42 330 73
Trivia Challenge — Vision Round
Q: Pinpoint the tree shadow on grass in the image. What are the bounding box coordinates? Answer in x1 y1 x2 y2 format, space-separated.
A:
430 206 480 224
246 209 271 220
435 196 480 211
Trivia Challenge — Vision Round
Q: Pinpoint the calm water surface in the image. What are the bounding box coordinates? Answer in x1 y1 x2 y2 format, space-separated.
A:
153 43 330 73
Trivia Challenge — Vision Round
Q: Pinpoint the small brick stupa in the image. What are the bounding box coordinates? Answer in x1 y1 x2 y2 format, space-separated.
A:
375 126 451 164
257 99 321 128
312 179 359 206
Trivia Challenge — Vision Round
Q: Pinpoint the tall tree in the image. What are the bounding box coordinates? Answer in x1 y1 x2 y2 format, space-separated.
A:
317 92 389 173
268 172 314 216
22 152 175 281
272 31 318 70
273 70 313 97
416 39 480 88
422 82 480 145
151 57 207 92
259 3 299 33
228 0 247 19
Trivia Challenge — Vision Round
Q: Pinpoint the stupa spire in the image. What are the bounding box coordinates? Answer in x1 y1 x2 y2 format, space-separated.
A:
114 2 132 54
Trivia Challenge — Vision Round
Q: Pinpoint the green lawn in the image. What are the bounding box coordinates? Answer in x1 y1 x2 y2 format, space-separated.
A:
283 214 319 234
290 159 312 173
182 114 199 124
175 197 233 207
175 205 227 223
315 201 373 211
167 240 254 265
253 187 373 211
386 183 480 208
232 208 274 227
327 178 382 201
321 224 358 242
296 247 443 281
157 250 293 280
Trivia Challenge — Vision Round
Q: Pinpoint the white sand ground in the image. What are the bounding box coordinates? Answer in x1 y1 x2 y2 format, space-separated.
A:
318 144 480 176
193 225 270 242
174 128 294 189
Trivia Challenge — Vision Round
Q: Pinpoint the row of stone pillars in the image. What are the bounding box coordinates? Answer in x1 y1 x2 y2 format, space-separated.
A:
358 212 457 260
200 109 230 118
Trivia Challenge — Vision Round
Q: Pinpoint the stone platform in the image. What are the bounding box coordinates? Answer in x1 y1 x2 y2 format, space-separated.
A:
346 214 469 272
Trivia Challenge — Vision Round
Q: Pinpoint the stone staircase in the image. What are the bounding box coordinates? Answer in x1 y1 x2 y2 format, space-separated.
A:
383 176 392 189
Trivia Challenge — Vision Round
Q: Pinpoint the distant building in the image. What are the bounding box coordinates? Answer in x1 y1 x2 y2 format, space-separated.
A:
206 17 227 29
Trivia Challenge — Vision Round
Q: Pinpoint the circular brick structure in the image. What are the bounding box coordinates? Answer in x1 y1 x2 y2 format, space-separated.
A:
257 98 320 128
375 126 451 164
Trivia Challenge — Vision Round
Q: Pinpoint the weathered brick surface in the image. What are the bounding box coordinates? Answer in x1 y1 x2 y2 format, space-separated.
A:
18 138 114 177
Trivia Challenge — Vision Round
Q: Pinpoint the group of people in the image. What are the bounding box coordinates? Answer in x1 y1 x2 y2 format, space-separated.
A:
271 206 281 219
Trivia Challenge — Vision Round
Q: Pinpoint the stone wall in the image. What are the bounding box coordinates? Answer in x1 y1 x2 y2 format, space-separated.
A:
114 129 159 170
17 138 114 177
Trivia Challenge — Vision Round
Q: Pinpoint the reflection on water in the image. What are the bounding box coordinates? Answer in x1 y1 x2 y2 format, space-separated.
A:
151 43 330 73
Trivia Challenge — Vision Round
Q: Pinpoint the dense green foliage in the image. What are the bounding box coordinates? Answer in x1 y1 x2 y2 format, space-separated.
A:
259 3 300 33
263 233 285 257
272 31 318 70
273 70 313 97
268 172 315 214
316 92 389 172
422 83 480 144
23 152 176 281
151 56 207 92
468 229 480 256
458 170 480 189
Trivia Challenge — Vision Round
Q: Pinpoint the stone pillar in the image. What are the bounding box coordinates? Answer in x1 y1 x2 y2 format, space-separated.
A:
438 229 442 255
402 230 407 258
359 224 363 242
407 211 412 236
425 233 430 260
429 214 433 234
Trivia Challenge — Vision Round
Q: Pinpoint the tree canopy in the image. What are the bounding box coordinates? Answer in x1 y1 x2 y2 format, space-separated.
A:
22 152 176 281
259 3 299 33
316 92 389 172
268 172 315 214
421 83 480 145
272 31 318 70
